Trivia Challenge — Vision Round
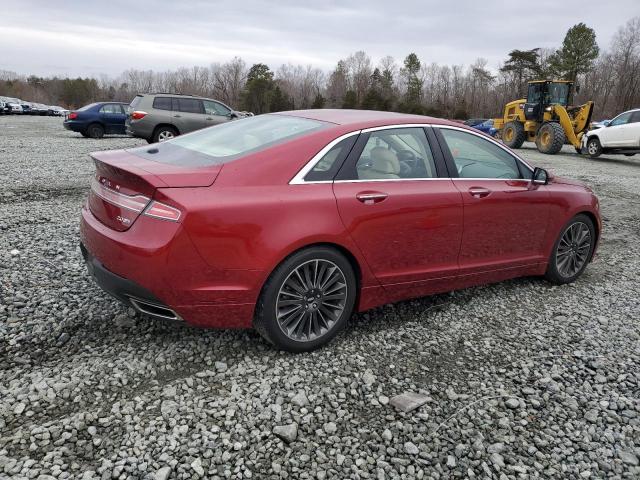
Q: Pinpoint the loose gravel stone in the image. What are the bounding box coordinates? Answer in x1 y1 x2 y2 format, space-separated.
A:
0 117 639 479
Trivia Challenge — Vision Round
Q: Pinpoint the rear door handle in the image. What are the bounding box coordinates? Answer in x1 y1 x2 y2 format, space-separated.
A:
356 192 388 204
173 114 181 118
468 187 491 198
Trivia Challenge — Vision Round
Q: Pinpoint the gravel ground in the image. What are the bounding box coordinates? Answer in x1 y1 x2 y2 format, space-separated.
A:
1 116 639 479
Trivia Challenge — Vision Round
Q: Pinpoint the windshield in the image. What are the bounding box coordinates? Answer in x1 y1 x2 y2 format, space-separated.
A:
128 114 327 167
545 83 570 106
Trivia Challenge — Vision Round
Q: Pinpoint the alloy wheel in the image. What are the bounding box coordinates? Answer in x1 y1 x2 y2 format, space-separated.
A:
556 222 591 278
275 259 348 342
588 141 598 155
158 130 174 141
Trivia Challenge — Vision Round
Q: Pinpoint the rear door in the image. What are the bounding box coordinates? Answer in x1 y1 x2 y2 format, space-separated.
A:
202 100 231 128
171 97 206 134
435 126 551 276
332 126 463 301
99 104 127 134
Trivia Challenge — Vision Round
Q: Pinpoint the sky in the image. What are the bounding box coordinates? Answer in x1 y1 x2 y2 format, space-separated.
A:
1 0 639 78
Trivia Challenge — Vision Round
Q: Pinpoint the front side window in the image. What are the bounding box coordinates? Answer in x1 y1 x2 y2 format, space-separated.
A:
439 128 525 179
610 111 633 127
630 111 640 124
203 100 231 116
353 128 437 180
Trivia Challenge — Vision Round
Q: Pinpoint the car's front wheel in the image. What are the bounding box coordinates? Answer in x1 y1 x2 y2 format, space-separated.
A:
545 214 595 285
586 137 602 158
254 247 357 352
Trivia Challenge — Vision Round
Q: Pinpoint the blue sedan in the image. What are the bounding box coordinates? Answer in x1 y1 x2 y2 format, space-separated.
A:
63 102 128 138
472 119 499 138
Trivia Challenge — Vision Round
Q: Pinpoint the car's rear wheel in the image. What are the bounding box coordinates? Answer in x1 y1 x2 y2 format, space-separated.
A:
153 126 178 143
87 123 105 139
254 246 357 352
545 214 595 285
586 137 602 158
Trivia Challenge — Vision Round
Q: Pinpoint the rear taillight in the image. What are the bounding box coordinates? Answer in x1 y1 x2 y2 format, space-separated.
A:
143 201 181 222
131 111 148 120
68 112 78 119
91 178 150 212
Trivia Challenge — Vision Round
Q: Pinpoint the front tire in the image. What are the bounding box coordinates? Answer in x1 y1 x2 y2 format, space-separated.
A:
254 247 357 352
545 214 595 285
536 122 565 154
586 137 602 158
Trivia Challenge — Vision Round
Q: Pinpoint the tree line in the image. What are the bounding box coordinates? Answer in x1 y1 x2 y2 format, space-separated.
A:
1 17 638 119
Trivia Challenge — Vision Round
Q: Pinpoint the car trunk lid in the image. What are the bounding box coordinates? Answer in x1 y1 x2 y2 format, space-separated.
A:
88 149 220 231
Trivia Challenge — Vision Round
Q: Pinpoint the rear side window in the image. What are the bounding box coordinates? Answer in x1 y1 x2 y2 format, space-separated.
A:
152 97 172 111
129 114 326 167
304 136 357 182
173 98 203 114
100 104 122 114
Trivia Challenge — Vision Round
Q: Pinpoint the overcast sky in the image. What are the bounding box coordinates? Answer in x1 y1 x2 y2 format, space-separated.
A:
1 0 638 78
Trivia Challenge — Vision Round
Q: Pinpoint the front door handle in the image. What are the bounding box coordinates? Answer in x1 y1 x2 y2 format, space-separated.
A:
173 114 182 118
356 192 388 204
468 187 491 198
205 117 213 120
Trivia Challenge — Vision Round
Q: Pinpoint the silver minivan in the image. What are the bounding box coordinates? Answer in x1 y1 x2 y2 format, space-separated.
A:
126 93 249 143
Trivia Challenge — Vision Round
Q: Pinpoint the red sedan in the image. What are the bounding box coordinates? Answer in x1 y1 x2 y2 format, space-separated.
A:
80 110 601 352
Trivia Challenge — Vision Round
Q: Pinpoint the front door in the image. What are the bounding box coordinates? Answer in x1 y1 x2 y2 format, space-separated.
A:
435 126 551 276
203 100 231 128
332 127 463 301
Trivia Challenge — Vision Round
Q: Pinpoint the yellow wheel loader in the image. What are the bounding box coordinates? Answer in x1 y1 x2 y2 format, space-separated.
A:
494 80 594 154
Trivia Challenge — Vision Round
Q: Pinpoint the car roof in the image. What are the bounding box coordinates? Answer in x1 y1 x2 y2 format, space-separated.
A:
273 109 459 129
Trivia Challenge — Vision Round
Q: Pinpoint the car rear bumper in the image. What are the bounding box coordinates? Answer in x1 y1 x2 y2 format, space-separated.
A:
80 204 258 328
63 120 84 132
80 242 182 321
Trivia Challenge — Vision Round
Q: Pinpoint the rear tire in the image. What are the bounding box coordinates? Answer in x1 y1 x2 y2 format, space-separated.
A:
502 121 526 149
586 137 602 158
536 122 565 154
87 123 105 139
545 214 595 285
152 126 178 143
254 246 357 353
624 153 635 157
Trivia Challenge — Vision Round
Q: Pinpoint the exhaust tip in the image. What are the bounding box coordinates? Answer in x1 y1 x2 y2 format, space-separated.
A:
128 297 182 321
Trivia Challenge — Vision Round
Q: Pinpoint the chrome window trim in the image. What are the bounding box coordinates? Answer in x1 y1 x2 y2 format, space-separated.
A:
289 130 361 184
289 122 534 185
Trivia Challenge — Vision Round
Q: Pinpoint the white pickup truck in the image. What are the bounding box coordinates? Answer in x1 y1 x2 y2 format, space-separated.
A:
582 108 640 158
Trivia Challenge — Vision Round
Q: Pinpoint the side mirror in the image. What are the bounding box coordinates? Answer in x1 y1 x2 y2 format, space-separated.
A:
532 167 549 185
228 112 238 119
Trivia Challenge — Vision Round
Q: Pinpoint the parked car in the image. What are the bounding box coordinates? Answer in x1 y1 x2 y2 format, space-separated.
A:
48 106 66 116
20 103 32 115
63 102 129 138
8 103 23 114
463 118 488 127
80 110 601 351
126 93 248 143
582 108 640 158
0 101 5 115
472 119 499 137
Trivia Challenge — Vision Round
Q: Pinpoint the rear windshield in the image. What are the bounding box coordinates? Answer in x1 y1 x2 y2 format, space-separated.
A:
78 103 99 111
128 114 326 167
129 95 143 111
